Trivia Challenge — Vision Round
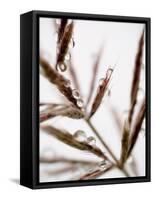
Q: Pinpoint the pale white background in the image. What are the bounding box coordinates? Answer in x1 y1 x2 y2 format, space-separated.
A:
39 18 145 182
0 0 153 199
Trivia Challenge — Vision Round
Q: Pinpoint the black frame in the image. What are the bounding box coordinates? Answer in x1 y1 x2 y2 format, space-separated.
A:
20 10 151 189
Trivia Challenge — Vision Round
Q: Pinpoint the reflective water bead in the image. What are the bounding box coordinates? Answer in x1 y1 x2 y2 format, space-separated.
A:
57 63 67 72
77 99 84 108
64 80 71 88
106 68 113 79
73 130 86 142
107 89 111 97
69 38 75 49
65 52 71 61
99 78 105 86
99 160 107 168
87 136 96 146
72 89 80 99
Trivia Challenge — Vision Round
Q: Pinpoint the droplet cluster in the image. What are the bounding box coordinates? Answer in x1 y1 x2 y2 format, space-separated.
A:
71 89 84 108
73 130 96 147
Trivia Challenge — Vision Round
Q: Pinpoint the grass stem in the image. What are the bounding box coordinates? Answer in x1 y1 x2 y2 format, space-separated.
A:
85 118 130 177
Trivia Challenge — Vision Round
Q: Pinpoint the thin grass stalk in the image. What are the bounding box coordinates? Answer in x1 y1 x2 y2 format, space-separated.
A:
128 31 144 125
85 118 130 176
127 99 145 158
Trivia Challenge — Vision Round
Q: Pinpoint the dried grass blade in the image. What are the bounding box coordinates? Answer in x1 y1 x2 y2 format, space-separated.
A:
120 120 131 166
127 98 145 158
40 105 85 122
57 19 68 44
86 47 103 106
128 31 144 124
89 68 113 118
40 58 82 109
79 164 113 180
56 22 74 68
41 125 107 160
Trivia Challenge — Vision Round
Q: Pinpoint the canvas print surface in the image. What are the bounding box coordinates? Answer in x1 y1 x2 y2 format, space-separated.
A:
39 17 145 183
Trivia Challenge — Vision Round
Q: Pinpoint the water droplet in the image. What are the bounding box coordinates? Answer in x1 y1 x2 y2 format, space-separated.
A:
64 80 71 88
99 160 107 169
56 19 61 25
87 136 96 146
65 52 71 61
57 63 67 72
99 78 105 86
72 89 80 99
73 130 86 142
69 38 75 49
107 89 111 97
77 99 84 108
106 68 113 79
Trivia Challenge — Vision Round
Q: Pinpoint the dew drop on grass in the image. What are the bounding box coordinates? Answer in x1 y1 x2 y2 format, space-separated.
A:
87 136 96 146
73 130 86 142
65 52 71 61
77 99 84 108
106 68 113 79
72 89 80 99
99 160 107 169
99 78 105 86
57 63 67 72
64 80 71 88
69 38 75 49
